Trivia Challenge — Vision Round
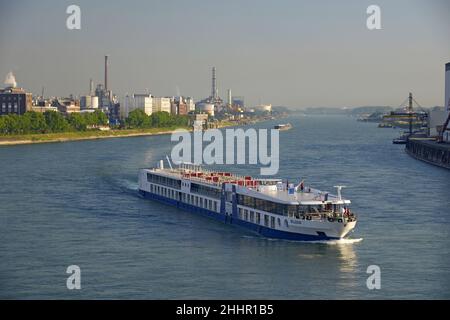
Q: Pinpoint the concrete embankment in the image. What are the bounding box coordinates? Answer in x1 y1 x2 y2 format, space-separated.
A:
406 138 450 170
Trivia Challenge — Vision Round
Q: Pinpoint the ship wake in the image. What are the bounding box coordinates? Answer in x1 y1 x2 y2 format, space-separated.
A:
309 238 363 245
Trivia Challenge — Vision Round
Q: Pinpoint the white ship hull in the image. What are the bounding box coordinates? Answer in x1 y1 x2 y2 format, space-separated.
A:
138 166 357 241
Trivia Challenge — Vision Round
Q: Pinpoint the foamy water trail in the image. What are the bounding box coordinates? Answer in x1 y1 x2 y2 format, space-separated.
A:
309 238 363 245
241 235 363 245
117 178 139 191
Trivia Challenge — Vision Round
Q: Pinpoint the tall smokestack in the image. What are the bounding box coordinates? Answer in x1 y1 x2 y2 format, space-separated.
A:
227 89 232 106
211 67 217 99
89 78 94 96
408 92 413 112
104 55 109 92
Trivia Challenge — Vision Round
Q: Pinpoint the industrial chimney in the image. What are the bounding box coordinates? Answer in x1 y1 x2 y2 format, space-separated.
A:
89 78 94 96
104 55 109 92
211 67 217 99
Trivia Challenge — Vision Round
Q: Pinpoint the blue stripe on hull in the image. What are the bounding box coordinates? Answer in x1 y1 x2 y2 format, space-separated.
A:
139 190 337 241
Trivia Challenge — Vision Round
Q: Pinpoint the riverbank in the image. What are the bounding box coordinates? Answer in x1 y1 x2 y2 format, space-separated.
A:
0 127 190 146
0 119 254 146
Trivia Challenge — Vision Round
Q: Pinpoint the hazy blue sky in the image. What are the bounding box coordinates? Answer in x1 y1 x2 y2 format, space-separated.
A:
0 0 449 108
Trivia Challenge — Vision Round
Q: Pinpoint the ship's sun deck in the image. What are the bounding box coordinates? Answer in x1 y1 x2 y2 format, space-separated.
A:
146 165 351 206
251 186 347 205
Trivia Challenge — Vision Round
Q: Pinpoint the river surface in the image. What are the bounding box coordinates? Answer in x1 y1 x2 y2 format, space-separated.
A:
0 114 449 299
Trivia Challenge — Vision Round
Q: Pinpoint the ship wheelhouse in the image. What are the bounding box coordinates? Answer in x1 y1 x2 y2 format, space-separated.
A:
236 192 355 222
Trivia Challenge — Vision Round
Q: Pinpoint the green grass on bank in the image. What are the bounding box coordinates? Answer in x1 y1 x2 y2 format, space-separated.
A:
0 126 190 143
217 121 235 127
0 118 270 145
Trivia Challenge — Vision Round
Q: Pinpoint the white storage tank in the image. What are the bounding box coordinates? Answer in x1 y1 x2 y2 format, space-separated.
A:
91 96 99 109
80 96 99 109
196 103 215 116
80 96 91 109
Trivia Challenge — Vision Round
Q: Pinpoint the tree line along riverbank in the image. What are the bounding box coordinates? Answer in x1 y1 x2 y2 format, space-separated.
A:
0 109 190 135
0 109 244 146
0 109 190 145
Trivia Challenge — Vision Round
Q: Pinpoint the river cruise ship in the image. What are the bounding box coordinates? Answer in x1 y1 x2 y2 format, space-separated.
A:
138 161 357 241
274 123 292 131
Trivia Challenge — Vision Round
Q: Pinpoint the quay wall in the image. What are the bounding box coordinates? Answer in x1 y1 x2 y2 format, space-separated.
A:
406 139 450 169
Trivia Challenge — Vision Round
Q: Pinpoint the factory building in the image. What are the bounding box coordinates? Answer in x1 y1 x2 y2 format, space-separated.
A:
428 108 447 137
171 96 191 115
123 94 153 118
31 105 58 113
96 84 111 110
0 87 33 115
0 72 32 115
56 98 80 115
91 55 118 123
232 96 245 109
185 97 195 112
58 104 80 114
177 103 188 115
134 94 153 115
152 97 171 114
80 78 99 110
122 95 132 119
190 113 209 130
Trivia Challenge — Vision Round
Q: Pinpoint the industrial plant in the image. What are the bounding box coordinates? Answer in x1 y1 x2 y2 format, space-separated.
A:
0 56 278 132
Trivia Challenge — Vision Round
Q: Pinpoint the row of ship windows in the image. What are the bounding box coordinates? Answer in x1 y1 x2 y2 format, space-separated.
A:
149 184 220 213
190 182 221 199
238 194 340 217
150 184 176 200
149 183 288 229
237 194 299 216
147 173 181 189
238 207 288 229
182 193 219 212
